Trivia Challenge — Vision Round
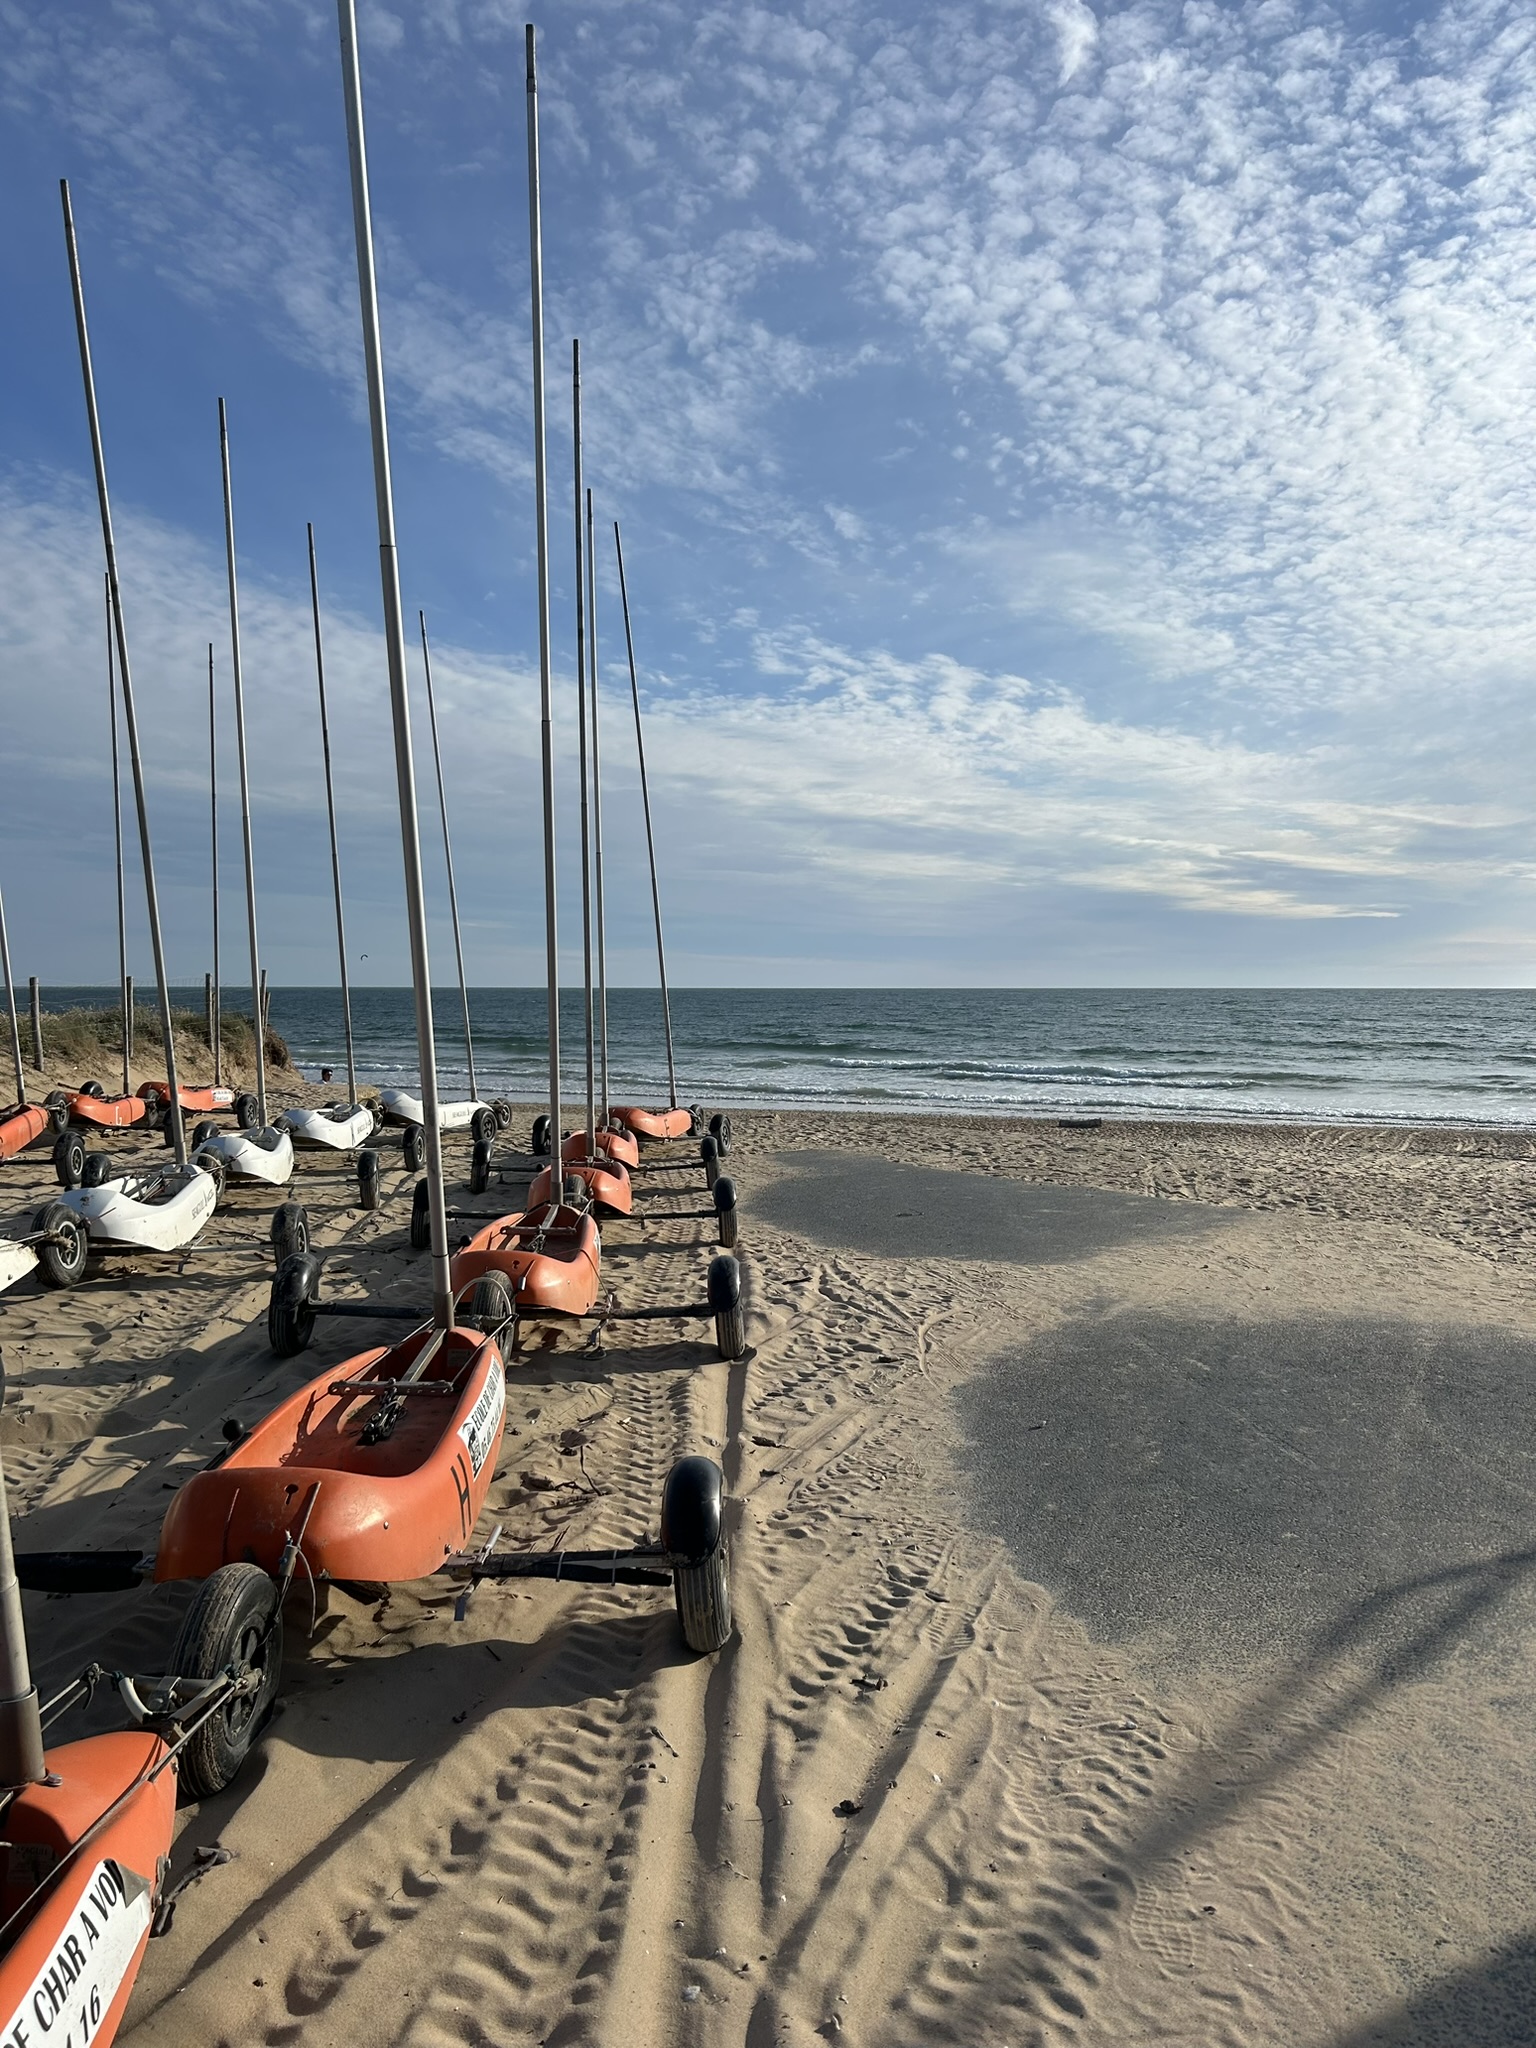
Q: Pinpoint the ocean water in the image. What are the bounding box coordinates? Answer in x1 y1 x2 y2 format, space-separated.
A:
33 985 1536 1129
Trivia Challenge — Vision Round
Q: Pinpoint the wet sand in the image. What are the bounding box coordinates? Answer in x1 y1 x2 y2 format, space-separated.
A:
5 1080 1535 2045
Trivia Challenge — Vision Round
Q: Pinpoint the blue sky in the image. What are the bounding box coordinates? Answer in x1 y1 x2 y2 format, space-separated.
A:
3 0 1536 987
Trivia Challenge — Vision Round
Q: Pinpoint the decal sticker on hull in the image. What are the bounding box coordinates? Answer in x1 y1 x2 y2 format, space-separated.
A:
0 1857 152 2048
457 1358 505 1479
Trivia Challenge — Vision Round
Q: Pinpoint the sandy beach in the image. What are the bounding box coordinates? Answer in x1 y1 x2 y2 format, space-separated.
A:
5 1055 1534 2047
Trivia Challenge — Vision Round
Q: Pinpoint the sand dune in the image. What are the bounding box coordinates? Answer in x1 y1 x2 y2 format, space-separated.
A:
6 1096 1533 2044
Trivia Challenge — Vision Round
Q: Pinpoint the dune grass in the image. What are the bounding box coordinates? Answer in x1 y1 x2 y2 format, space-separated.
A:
38 1004 290 1070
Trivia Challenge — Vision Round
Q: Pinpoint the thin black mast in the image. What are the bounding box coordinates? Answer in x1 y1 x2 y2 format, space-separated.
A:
613 523 677 1109
309 526 360 1107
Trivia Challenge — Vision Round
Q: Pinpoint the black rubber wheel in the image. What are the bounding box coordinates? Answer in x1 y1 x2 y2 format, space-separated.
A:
662 1458 731 1653
268 1251 319 1357
688 1104 706 1136
194 1150 227 1206
80 1152 113 1190
270 1200 310 1265
471 1106 496 1146
460 1271 514 1335
531 1114 552 1157
709 1112 732 1155
33 1202 87 1289
714 1175 738 1249
78 1080 106 1100
357 1148 380 1211
469 1137 492 1196
700 1134 720 1189
492 1100 512 1131
44 1097 69 1136
169 1563 283 1800
235 1092 260 1131
138 1095 162 1131
53 1130 85 1190
708 1253 744 1360
410 1177 431 1251
402 1122 426 1173
191 1118 219 1149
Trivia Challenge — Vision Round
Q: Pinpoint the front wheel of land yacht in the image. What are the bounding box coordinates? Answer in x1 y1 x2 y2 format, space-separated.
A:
357 1148 380 1210
194 1150 226 1207
714 1176 738 1248
34 1202 87 1288
402 1122 426 1173
469 1138 492 1196
462 1271 514 1335
45 1096 69 1136
471 1107 496 1146
235 1093 259 1131
701 1135 720 1189
191 1118 219 1149
708 1253 745 1361
709 1113 732 1155
493 1100 512 1131
269 1251 319 1357
270 1200 310 1266
170 1562 284 1799
410 1178 431 1251
78 1079 106 1099
53 1129 85 1189
531 1114 552 1157
81 1151 113 1189
662 1457 732 1654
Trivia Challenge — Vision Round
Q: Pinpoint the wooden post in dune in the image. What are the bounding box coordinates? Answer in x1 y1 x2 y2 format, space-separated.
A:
26 981 42 1071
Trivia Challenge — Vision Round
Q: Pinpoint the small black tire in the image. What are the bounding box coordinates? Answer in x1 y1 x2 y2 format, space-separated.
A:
169 1562 283 1800
53 1131 85 1190
80 1152 113 1190
79 1080 106 1100
33 1203 87 1289
469 1137 492 1196
402 1122 426 1173
194 1150 226 1206
44 1096 69 1136
471 1107 496 1146
139 1095 163 1131
700 1134 720 1189
268 1251 319 1357
235 1092 260 1131
709 1112 732 1156
410 1177 431 1251
191 1118 219 1149
707 1252 744 1360
357 1148 380 1211
713 1175 738 1248
270 1200 309 1264
492 1100 512 1131
662 1458 731 1654
688 1104 706 1136
460 1271 514 1335
531 1113 552 1157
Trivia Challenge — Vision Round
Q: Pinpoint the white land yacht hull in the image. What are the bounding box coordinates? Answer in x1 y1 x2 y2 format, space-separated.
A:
378 1089 485 1132
59 1161 218 1250
198 1124 295 1186
282 1102 374 1150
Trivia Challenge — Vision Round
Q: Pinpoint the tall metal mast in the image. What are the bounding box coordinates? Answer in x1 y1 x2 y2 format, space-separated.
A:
208 643 222 1086
526 24 561 1168
217 398 269 1129
586 487 610 1122
572 344 596 1158
61 180 188 1166
336 0 452 1328
106 573 130 1096
0 885 25 1112
419 612 479 1103
613 523 678 1109
309 525 360 1108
